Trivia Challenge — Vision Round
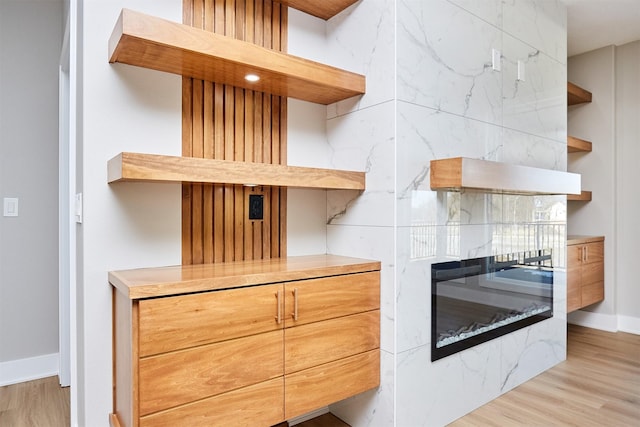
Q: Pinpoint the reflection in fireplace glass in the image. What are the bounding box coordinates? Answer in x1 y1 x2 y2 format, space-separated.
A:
431 250 553 361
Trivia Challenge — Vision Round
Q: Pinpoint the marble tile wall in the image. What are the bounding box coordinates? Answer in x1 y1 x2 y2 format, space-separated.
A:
309 0 568 425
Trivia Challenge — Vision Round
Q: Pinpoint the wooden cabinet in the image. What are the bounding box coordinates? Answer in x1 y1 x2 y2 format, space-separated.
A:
110 255 380 427
567 236 604 313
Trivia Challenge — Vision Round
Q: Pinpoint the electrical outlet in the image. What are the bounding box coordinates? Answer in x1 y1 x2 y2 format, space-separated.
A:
3 198 18 217
249 194 264 220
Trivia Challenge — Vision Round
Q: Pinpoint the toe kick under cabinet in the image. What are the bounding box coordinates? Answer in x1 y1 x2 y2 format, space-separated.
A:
109 255 381 427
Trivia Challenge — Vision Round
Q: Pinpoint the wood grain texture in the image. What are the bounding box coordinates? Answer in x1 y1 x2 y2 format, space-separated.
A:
283 272 380 328
137 283 282 357
108 8 364 104
567 238 604 313
450 325 640 427
0 377 69 427
277 0 358 20
112 288 138 427
567 190 592 201
109 254 380 299
284 350 380 419
139 330 283 415
567 135 593 153
568 81 592 105
108 152 365 189
430 157 581 195
285 310 380 374
139 378 284 427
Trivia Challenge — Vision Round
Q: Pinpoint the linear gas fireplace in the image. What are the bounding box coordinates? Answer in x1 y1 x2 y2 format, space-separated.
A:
431 250 553 361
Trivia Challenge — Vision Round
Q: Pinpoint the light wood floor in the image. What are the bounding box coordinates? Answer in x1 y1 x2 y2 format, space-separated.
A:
1 325 637 427
0 375 69 426
451 324 640 426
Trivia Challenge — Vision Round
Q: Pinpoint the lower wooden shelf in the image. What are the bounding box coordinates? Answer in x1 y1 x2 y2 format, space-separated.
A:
568 136 592 153
108 152 365 191
568 190 592 202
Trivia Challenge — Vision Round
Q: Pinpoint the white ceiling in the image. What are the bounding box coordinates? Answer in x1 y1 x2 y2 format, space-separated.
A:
564 0 640 57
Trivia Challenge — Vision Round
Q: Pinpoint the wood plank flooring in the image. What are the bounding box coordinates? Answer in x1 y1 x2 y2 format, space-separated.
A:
0 325 637 427
450 324 640 426
0 376 69 426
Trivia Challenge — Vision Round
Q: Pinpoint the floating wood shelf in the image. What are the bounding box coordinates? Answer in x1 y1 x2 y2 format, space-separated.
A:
279 0 359 20
568 82 592 105
568 136 593 153
567 190 592 202
430 157 581 195
108 9 365 105
108 152 365 190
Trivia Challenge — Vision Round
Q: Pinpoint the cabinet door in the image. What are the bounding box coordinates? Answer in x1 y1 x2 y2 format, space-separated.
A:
567 263 582 313
138 283 283 356
583 241 604 265
284 310 379 374
139 330 283 416
283 272 379 327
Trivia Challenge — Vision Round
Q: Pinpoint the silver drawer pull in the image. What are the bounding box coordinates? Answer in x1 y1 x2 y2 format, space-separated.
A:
292 288 299 321
275 290 282 324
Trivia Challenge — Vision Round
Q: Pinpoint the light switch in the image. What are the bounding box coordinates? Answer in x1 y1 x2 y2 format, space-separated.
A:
3 198 18 217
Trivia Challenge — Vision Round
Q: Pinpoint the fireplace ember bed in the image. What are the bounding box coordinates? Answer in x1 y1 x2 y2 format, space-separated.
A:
431 250 553 361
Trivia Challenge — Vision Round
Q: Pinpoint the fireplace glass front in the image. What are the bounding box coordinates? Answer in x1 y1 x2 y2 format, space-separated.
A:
431 250 553 361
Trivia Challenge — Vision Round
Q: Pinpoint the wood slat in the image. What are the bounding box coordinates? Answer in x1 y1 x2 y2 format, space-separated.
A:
109 8 365 105
567 190 592 201
108 152 366 190
568 82 592 105
277 0 358 20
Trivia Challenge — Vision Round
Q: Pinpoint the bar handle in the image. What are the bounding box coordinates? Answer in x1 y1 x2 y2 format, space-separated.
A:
292 288 299 321
275 290 282 324
584 245 588 262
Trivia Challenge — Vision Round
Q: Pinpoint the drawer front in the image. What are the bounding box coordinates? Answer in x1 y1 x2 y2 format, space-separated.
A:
139 330 283 416
285 310 380 374
139 377 284 427
582 281 604 308
583 241 604 265
284 271 380 327
284 350 380 420
138 283 282 356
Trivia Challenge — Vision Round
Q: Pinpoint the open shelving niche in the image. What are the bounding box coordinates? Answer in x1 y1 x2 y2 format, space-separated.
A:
567 82 593 201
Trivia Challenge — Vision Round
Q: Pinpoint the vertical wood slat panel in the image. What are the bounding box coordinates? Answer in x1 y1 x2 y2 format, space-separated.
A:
182 0 287 265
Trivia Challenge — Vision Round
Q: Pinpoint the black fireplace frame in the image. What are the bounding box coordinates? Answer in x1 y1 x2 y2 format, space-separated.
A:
431 251 554 362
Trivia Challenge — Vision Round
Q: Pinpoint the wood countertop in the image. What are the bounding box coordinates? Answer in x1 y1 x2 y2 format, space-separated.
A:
109 254 381 300
567 235 604 245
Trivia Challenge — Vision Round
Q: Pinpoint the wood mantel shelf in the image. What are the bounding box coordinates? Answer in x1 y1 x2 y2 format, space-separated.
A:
567 190 592 202
568 82 592 105
430 157 581 195
278 0 359 20
108 152 365 190
109 254 381 299
108 9 365 105
568 136 593 153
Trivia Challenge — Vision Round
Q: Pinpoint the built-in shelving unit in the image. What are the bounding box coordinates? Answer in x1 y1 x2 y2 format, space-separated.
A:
278 0 359 20
108 152 365 190
429 157 581 195
567 191 592 202
108 9 365 105
568 82 592 105
567 136 592 153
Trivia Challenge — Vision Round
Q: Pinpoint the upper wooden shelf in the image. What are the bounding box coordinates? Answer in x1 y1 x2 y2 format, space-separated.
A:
109 254 381 299
278 0 359 20
430 157 581 195
567 190 592 202
108 9 365 105
568 136 592 153
108 152 365 190
568 82 592 105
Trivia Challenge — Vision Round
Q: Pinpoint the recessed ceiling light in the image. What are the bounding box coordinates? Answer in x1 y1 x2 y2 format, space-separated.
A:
245 74 260 82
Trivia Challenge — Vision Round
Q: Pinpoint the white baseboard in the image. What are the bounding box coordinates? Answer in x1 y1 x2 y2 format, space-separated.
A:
567 310 618 332
0 353 59 387
618 315 640 335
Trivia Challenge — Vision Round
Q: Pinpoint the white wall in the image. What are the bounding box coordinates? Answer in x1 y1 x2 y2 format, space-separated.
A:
567 46 617 322
77 1 182 424
0 0 63 385
614 40 640 332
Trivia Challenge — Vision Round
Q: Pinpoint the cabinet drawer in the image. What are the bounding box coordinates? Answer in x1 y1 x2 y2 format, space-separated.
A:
582 281 604 307
284 271 379 327
284 350 380 419
139 330 283 416
285 310 379 374
139 377 284 427
138 283 282 356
